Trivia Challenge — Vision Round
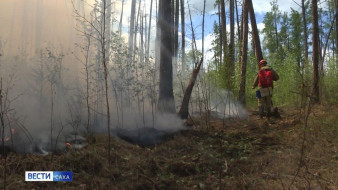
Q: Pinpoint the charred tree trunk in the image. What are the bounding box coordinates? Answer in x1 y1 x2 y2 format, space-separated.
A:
247 0 263 64
311 0 320 103
158 0 175 113
179 58 204 119
238 0 248 105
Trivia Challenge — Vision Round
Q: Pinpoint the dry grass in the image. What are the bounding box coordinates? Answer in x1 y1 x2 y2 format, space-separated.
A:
0 105 337 190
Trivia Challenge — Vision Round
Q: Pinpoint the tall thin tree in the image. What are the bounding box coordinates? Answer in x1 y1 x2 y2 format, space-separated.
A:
180 0 186 73
335 0 338 55
230 0 235 75
129 0 136 61
119 0 125 35
248 0 263 63
146 0 153 60
311 0 320 102
301 0 309 67
239 0 248 105
220 0 228 64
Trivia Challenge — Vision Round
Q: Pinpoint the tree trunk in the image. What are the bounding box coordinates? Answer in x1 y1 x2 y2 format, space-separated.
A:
238 0 248 105
218 2 223 68
129 0 136 60
158 0 175 113
247 0 263 64
188 1 197 62
220 0 228 64
133 0 141 66
105 0 112 63
230 0 235 75
155 0 161 75
236 0 241 42
179 58 203 119
202 0 206 57
173 0 179 76
311 0 320 103
119 0 125 35
180 0 186 74
335 0 338 55
146 0 153 60
174 0 179 57
101 0 111 163
301 0 309 66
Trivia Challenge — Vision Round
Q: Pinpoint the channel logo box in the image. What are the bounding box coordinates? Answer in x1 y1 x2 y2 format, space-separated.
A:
25 171 73 182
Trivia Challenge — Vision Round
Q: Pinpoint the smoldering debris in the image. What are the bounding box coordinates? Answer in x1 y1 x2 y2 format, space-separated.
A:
111 127 186 148
1 130 88 156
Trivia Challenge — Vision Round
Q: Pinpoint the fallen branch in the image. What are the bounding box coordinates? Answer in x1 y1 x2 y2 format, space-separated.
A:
178 58 203 119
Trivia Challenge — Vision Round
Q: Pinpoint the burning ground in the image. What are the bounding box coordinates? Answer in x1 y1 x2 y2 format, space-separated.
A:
0 105 337 190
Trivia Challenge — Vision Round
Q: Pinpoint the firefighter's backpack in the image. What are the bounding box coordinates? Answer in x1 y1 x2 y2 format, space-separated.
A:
259 69 273 88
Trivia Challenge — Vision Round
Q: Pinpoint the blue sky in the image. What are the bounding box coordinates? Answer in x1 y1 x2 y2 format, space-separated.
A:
114 0 301 61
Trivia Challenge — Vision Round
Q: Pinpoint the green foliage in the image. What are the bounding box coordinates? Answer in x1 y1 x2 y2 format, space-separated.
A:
272 51 302 106
206 0 337 108
323 58 338 103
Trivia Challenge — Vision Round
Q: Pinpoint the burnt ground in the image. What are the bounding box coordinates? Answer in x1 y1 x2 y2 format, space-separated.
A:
0 104 337 190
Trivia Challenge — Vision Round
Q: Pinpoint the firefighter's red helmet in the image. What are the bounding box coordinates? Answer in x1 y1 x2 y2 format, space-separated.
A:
259 59 267 68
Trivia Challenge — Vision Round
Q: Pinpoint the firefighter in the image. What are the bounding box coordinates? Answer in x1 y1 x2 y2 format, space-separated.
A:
252 59 279 118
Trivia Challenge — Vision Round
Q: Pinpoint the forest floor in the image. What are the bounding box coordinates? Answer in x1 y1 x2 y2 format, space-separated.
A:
0 104 337 190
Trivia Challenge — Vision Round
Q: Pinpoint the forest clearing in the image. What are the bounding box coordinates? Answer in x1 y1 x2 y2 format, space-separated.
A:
1 104 337 190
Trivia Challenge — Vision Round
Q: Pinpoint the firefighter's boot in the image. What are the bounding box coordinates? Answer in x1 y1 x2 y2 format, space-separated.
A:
266 107 272 118
259 106 264 119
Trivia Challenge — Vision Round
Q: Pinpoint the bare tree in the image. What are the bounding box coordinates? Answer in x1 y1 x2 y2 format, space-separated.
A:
129 0 137 62
72 0 113 162
311 0 320 103
118 0 125 35
238 0 248 105
146 0 153 61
